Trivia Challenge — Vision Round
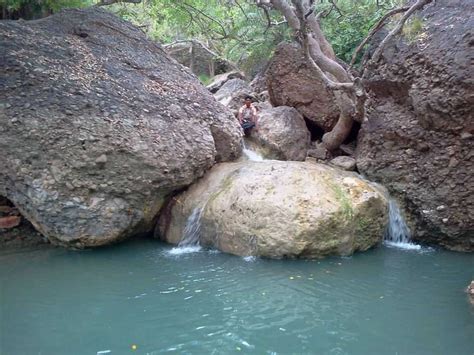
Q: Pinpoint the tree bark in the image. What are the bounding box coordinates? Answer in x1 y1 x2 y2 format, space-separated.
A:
258 0 433 151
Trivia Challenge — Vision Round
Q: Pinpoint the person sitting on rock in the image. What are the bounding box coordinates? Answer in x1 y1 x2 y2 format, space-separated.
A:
238 96 258 136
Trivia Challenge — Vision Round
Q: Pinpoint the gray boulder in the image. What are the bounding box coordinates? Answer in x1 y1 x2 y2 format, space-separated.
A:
214 78 254 114
206 71 246 93
250 106 310 161
0 8 242 248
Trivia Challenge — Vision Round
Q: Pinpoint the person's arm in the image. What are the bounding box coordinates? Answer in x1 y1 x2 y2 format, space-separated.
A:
237 107 243 124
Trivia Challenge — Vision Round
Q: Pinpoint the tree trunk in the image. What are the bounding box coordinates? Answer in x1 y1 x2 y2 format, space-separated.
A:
189 43 195 74
259 0 432 151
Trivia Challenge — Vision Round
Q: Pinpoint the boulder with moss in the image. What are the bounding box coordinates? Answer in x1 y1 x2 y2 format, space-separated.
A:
157 161 388 258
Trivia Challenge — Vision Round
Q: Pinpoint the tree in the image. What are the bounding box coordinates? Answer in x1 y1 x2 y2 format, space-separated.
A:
0 0 91 19
1 0 434 151
254 0 432 150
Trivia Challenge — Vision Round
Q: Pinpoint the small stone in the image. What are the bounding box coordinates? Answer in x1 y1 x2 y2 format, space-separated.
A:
330 156 357 171
442 218 449 223
460 132 472 140
436 205 446 211
95 154 107 164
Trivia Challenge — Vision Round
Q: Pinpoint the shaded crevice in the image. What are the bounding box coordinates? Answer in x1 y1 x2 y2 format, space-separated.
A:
304 117 325 141
343 121 361 145
0 195 49 249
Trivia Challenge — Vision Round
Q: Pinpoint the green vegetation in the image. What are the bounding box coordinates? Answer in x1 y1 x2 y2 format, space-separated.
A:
330 183 354 220
0 0 91 19
402 16 424 41
197 74 212 85
319 0 404 63
1 0 408 74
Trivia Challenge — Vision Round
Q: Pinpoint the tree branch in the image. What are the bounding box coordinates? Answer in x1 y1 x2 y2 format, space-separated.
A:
365 0 433 72
96 0 141 6
163 39 240 72
349 6 410 68
182 2 228 39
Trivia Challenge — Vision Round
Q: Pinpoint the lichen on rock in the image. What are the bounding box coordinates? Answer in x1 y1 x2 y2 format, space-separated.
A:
157 161 388 259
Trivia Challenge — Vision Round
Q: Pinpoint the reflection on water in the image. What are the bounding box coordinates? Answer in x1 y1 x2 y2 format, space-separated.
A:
0 239 473 354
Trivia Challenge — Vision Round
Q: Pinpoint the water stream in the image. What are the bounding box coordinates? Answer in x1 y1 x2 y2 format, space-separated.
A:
384 199 422 250
242 140 264 161
168 207 204 255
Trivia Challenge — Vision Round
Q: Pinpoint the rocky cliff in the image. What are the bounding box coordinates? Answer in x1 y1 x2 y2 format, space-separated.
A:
0 8 242 248
357 0 473 251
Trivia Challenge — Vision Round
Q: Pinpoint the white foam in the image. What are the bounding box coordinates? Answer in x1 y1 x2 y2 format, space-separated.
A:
97 351 111 355
243 148 264 161
167 246 202 255
384 240 422 250
243 256 257 262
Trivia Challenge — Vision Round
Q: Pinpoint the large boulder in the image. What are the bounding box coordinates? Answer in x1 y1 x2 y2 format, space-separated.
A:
157 161 388 258
357 0 473 251
250 106 310 161
206 71 246 94
0 8 242 248
214 78 254 114
267 42 340 131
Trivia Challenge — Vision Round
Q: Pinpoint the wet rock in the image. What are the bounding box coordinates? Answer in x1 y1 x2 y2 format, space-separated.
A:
266 42 339 132
0 8 242 248
158 161 388 259
250 106 310 161
357 0 474 251
467 281 474 306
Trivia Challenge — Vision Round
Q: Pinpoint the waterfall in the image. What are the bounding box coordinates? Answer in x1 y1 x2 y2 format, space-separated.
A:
167 207 204 255
242 140 264 161
384 199 421 250
178 207 203 247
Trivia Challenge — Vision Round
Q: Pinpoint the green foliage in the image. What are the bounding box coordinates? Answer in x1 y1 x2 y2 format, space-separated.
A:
319 0 404 63
1 0 414 74
402 16 424 41
198 73 211 85
0 0 91 19
109 0 290 76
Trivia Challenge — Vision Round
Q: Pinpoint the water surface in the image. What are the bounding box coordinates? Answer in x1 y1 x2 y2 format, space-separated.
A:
1 239 472 354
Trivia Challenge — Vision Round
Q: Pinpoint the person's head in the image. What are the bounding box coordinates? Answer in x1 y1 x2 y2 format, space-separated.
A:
244 96 252 107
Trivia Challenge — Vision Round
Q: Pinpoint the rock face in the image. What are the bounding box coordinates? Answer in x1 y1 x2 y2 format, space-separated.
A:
157 161 388 258
267 42 339 131
214 78 254 114
0 8 242 248
357 0 473 251
250 106 310 161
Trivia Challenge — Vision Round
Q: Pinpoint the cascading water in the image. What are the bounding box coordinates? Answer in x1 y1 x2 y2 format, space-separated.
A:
168 207 204 255
384 199 421 250
179 207 203 247
242 140 264 161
